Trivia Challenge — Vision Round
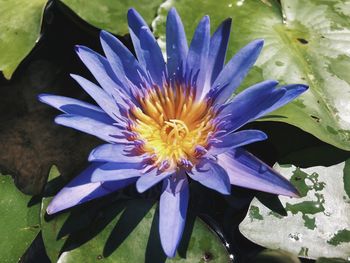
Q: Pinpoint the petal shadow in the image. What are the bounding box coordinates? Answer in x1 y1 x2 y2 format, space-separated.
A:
145 206 167 263
255 192 287 216
103 199 155 257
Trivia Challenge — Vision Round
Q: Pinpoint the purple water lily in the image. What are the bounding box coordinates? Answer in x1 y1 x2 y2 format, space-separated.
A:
39 8 307 257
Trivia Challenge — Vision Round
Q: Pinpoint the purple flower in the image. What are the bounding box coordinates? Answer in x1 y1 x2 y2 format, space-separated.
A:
39 8 307 257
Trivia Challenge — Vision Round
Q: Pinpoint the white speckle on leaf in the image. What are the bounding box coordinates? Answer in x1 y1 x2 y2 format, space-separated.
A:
236 0 245 7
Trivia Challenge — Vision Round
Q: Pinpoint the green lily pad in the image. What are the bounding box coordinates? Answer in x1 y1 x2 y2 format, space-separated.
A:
53 201 230 262
239 160 350 260
0 0 163 79
316 258 349 263
252 249 301 263
0 174 41 262
60 0 164 35
153 0 350 151
41 168 230 262
0 0 47 79
40 166 69 262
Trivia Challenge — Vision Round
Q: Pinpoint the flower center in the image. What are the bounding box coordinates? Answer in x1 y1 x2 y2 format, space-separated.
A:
128 83 217 170
161 119 189 143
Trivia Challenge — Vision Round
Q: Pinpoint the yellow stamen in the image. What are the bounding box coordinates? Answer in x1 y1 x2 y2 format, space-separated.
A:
130 84 217 169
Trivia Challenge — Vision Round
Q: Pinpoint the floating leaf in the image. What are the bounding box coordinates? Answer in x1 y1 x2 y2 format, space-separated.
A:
239 159 350 259
41 186 230 262
316 257 349 263
40 166 69 262
60 0 163 35
0 0 163 79
0 174 41 262
252 249 301 263
153 0 350 151
0 0 47 79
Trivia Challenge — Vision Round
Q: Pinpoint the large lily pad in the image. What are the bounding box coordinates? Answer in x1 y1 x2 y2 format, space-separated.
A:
40 166 69 262
153 0 350 151
0 0 163 79
0 0 47 79
239 160 350 259
0 174 41 262
41 168 230 262
60 0 163 35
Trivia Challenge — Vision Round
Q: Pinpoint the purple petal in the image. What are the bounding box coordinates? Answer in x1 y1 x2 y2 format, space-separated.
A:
127 8 149 69
47 164 136 214
159 174 189 257
166 8 188 79
257 84 308 118
100 30 147 88
90 162 142 182
55 114 126 143
218 80 284 132
38 94 114 124
136 169 174 193
186 16 210 99
210 130 267 155
70 74 122 120
212 39 264 104
217 148 299 197
205 18 232 88
138 26 166 87
88 144 143 163
75 45 129 97
189 160 231 195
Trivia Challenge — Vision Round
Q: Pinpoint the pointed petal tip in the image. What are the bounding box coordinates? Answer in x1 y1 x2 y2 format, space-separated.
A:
46 203 58 215
284 83 309 92
100 30 110 40
54 115 63 124
222 17 232 26
54 114 72 125
268 79 279 86
215 17 232 34
298 84 309 92
74 45 93 56
127 8 142 22
218 178 231 195
163 247 176 258
74 44 83 53
262 136 268 141
255 38 265 46
202 15 210 24
127 7 137 16
69 73 78 79
289 187 301 198
135 179 146 193
69 74 84 85
275 179 301 198
220 187 231 195
169 7 178 15
87 151 95 162
46 206 52 215
37 93 49 103
247 38 264 51
257 131 268 141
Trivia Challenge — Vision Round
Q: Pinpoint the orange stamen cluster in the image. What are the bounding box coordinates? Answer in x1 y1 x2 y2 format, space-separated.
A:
129 83 217 169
